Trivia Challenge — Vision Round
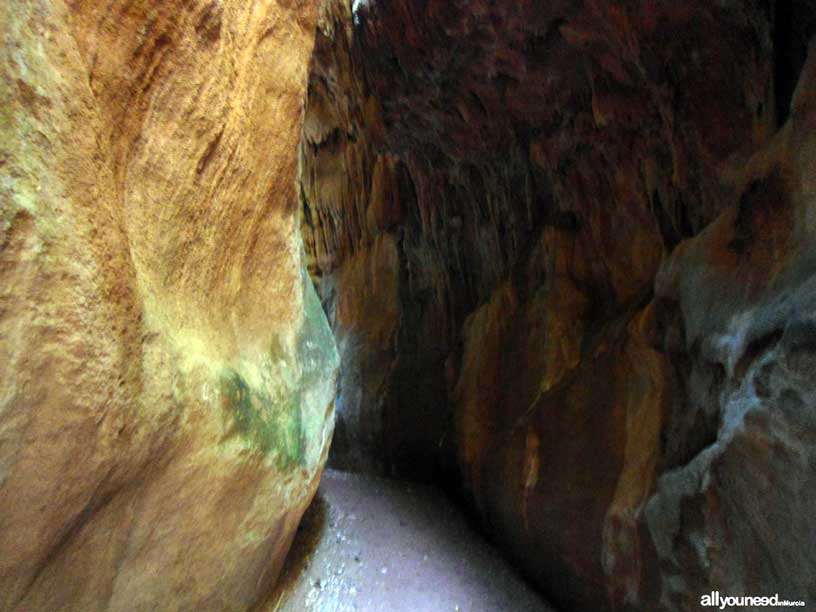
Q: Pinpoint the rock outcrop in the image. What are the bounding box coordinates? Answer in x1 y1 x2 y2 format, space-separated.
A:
0 1 337 610
299 1 816 610
644 51 816 609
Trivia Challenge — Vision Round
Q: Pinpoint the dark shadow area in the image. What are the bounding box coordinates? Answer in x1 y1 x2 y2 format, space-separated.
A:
773 0 816 125
257 493 328 611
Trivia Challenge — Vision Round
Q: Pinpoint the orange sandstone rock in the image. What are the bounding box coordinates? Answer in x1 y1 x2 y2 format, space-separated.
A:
0 1 337 610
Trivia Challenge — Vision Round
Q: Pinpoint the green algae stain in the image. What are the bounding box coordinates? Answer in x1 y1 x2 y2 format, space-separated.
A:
220 369 305 469
219 258 339 470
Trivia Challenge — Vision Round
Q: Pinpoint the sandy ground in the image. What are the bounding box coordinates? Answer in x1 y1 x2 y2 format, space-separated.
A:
262 469 556 612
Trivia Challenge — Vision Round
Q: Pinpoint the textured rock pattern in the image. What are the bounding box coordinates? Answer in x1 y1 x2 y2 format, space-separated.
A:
300 1 816 610
0 1 337 610
645 53 816 609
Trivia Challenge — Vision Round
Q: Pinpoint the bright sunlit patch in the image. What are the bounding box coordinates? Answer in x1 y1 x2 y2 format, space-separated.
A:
352 0 372 26
351 0 369 14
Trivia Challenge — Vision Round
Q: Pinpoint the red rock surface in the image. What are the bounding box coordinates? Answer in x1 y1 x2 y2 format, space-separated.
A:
300 2 816 610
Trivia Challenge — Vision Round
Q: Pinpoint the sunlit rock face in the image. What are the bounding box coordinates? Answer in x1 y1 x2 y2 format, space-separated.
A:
0 1 337 610
300 1 816 610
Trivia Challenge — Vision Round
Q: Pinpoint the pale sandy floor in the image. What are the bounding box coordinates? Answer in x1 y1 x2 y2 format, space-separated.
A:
263 469 555 612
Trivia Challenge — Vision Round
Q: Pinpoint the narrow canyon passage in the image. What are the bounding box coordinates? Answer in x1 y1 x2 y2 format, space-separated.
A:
3 1 816 611
266 470 553 612
297 2 816 610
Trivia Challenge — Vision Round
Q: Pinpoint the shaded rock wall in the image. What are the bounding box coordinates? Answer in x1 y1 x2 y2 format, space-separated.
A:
0 1 337 610
299 1 816 610
645 60 816 609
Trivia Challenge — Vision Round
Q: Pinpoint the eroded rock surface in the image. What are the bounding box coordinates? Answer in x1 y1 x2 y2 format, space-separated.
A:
0 1 337 610
300 1 816 610
645 54 816 609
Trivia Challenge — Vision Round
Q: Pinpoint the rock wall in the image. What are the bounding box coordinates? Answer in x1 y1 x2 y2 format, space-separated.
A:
0 1 337 610
300 1 816 610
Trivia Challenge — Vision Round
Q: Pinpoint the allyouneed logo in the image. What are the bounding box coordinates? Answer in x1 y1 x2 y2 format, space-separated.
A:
701 592 806 609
